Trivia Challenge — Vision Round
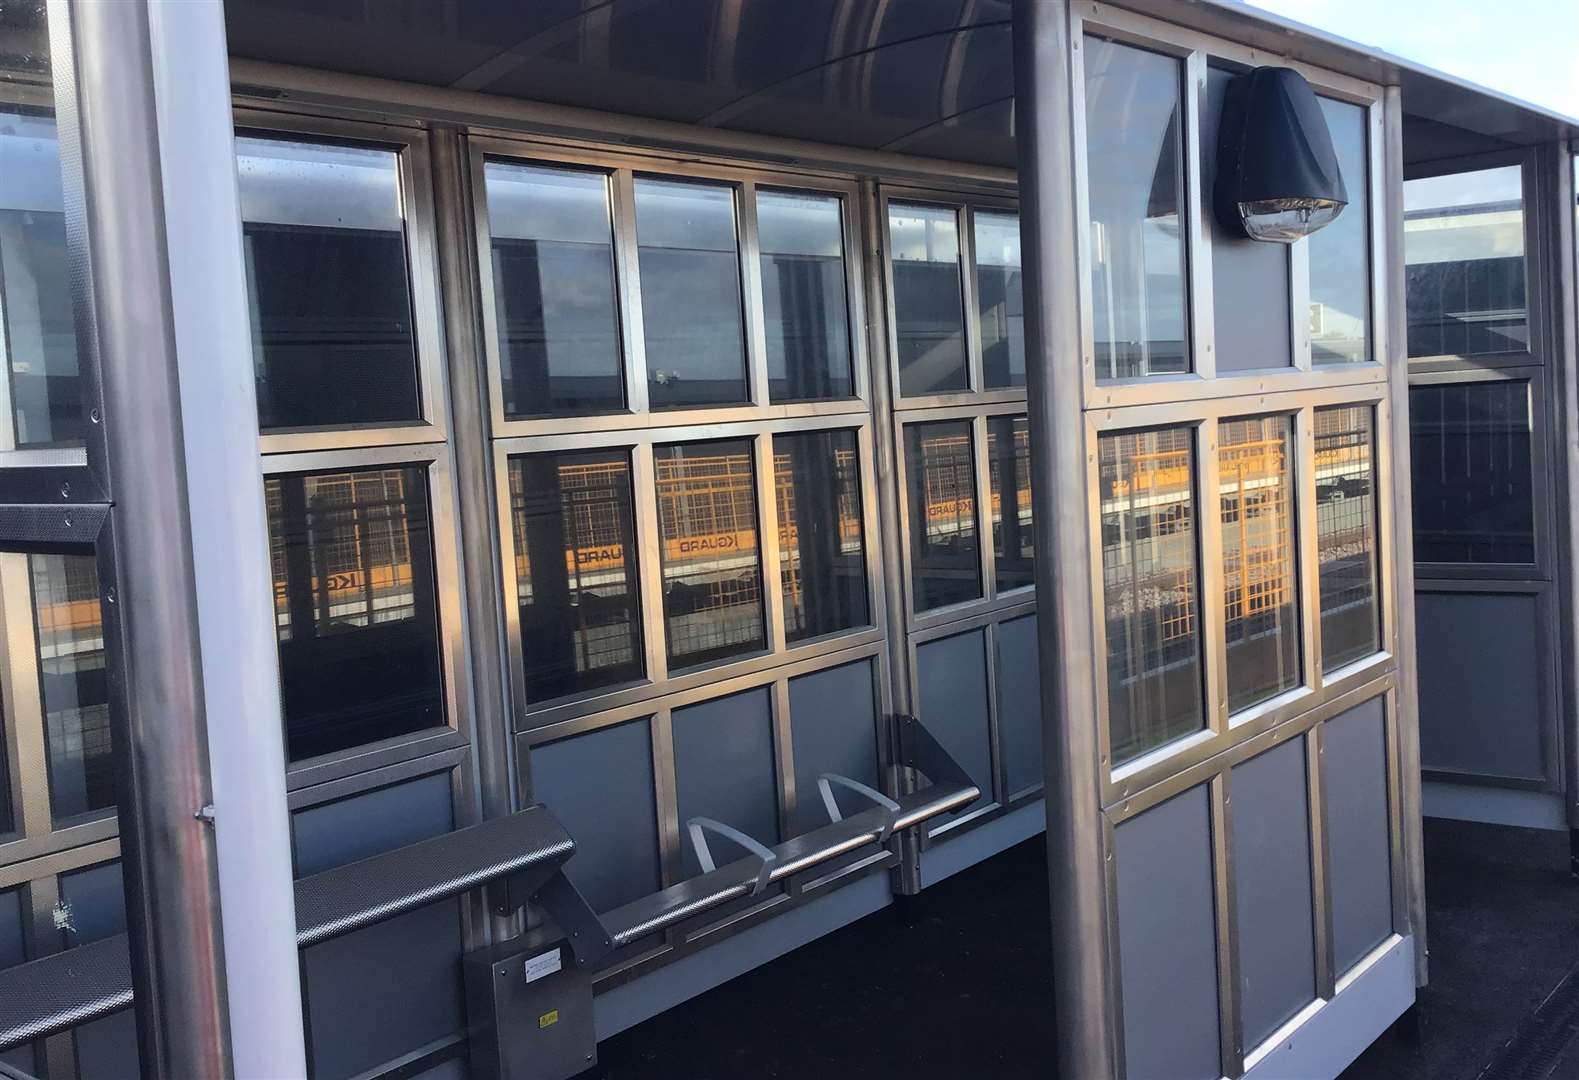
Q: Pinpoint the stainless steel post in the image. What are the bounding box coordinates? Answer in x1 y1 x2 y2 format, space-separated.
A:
1012 1 1118 1076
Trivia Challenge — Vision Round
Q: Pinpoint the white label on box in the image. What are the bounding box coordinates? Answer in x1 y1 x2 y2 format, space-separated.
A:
523 949 562 984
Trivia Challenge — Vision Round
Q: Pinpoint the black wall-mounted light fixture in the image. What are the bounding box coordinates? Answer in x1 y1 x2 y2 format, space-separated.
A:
1215 66 1347 242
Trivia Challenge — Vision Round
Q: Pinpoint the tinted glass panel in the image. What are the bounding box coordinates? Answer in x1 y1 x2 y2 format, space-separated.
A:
510 449 643 703
266 466 445 761
1315 406 1380 671
1085 37 1189 379
238 137 421 431
655 439 765 668
485 162 623 417
1410 381 1534 564
1310 99 1371 364
905 421 981 610
758 191 854 402
976 211 1025 388
635 179 748 408
1099 428 1203 763
1219 416 1300 712
890 203 968 396
32 554 111 820
774 429 868 642
988 415 1034 591
1404 165 1527 358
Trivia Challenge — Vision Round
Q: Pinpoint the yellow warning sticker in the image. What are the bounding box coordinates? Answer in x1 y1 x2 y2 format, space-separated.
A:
539 1010 559 1030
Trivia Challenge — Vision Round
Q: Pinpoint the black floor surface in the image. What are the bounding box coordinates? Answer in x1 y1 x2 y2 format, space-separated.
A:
591 818 1579 1080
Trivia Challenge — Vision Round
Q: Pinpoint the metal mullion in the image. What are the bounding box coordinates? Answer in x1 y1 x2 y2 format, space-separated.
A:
1291 238 1313 371
1383 687 1409 935
738 181 772 409
984 621 1006 807
1184 49 1216 382
959 204 985 394
839 191 874 407
467 144 512 435
973 414 997 601
612 169 651 415
1295 408 1325 688
1308 723 1337 998
1198 419 1230 734
401 127 454 446
0 553 51 841
853 423 886 642
756 431 788 655
27 873 77 1080
770 679 797 894
651 706 680 892
632 442 669 684
1211 770 1243 1076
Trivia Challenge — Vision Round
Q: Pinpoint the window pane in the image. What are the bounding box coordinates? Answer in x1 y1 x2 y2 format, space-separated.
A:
988 415 1034 591
1099 428 1203 763
238 137 422 431
1219 417 1300 712
890 203 968 396
758 191 854 402
635 179 749 408
1310 98 1371 364
1315 406 1380 671
1404 165 1527 358
31 554 112 820
485 162 624 417
1084 36 1189 379
1409 381 1534 564
775 429 868 642
976 211 1026 388
655 439 765 668
0 109 83 446
510 450 643 703
905 421 981 610
266 466 445 761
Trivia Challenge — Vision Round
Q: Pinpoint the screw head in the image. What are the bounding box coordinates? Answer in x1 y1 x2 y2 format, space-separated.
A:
59 482 70 498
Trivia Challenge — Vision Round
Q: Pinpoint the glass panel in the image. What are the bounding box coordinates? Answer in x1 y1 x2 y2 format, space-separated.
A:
758 191 854 402
1219 417 1300 712
988 415 1034 591
1099 428 1203 763
266 466 445 761
510 449 643 703
485 162 624 417
31 554 111 820
1314 406 1380 671
1084 36 1189 380
774 429 868 643
1404 164 1527 358
890 203 968 396
1310 98 1371 364
237 137 422 431
905 420 981 610
655 438 765 668
635 178 749 408
976 211 1026 388
1410 381 1534 564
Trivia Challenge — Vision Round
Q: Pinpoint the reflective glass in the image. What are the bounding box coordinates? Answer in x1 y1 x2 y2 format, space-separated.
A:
758 191 854 402
890 203 968 396
635 179 749 408
905 421 981 610
238 137 421 431
511 449 643 703
1219 417 1300 712
1099 428 1203 763
1410 381 1534 565
1084 36 1189 379
486 162 624 417
1309 98 1371 364
266 466 445 761
31 554 111 820
988 415 1034 591
1404 165 1527 358
975 211 1026 388
1314 406 1380 671
774 429 868 643
655 439 765 668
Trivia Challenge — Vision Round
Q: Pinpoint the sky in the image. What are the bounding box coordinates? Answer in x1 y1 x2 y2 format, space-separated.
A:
1247 0 1579 119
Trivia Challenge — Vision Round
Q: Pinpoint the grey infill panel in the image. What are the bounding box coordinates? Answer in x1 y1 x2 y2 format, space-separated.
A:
57 862 139 1078
916 628 994 835
787 659 881 835
996 614 1044 798
672 686 780 879
1324 696 1394 976
74 1010 140 1080
293 773 464 1080
530 717 663 914
1114 784 1222 1080
1416 591 1546 782
1231 739 1317 1051
0 890 31 1078
410 1059 467 1080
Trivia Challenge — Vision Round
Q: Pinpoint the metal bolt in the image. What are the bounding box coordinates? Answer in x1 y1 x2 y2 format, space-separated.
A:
89 407 101 424
59 482 70 498
62 516 72 530
105 587 116 605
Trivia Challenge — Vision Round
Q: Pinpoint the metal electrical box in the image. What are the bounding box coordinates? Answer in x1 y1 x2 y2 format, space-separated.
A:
464 924 596 1080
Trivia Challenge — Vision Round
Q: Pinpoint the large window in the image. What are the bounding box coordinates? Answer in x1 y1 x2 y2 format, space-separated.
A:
774 429 869 642
889 203 969 397
975 211 1026 389
1309 98 1372 364
1314 406 1381 671
758 191 855 402
988 415 1033 592
30 554 111 821
905 421 981 611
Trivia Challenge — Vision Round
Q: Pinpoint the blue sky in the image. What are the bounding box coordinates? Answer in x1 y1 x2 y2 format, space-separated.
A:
1248 0 1579 119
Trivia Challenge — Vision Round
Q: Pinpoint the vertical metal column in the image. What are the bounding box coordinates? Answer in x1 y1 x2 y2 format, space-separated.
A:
65 0 231 1075
1550 141 1579 862
1012 1 1117 1077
